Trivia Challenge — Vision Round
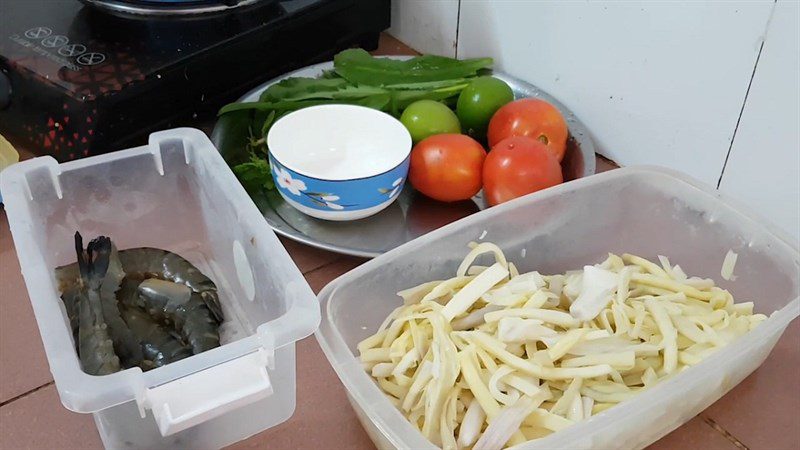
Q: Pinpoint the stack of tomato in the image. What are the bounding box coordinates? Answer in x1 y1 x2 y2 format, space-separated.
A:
401 77 568 207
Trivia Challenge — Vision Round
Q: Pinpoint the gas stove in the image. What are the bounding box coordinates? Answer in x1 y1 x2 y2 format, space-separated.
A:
0 0 389 160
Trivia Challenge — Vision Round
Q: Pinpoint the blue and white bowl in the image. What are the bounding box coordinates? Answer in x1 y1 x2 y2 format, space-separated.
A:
267 105 412 221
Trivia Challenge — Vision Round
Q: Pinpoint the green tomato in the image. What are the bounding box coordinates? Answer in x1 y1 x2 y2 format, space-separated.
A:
400 100 461 143
456 76 514 139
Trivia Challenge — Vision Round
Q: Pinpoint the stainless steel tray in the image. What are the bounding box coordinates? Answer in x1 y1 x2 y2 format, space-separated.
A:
212 58 596 258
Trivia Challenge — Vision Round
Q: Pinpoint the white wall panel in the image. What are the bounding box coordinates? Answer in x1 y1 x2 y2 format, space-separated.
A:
719 0 800 243
457 1 774 185
389 0 459 57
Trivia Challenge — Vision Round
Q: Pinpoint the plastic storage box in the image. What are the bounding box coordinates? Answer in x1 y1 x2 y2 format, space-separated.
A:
1 128 320 449
316 166 799 450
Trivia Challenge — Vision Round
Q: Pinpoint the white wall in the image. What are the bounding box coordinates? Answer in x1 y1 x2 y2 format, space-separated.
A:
455 1 773 186
390 0 799 242
389 0 459 57
718 0 800 242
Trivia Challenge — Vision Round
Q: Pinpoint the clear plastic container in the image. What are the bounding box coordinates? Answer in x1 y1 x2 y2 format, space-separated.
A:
1 128 320 449
316 166 800 450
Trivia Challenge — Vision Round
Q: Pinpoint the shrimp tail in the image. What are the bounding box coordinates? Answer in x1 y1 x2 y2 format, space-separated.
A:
74 232 112 290
75 233 121 375
84 235 112 291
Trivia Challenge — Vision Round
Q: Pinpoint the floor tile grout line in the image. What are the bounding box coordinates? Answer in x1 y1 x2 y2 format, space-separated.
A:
299 257 343 276
0 381 54 407
301 256 347 277
701 414 750 450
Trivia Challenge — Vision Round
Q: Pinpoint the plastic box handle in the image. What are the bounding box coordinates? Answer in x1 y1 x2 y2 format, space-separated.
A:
144 348 273 436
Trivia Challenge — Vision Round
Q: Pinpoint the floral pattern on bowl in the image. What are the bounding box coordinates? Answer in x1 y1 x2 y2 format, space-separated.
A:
268 155 410 218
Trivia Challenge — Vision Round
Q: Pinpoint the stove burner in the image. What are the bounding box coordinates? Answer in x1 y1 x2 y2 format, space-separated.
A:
81 0 264 16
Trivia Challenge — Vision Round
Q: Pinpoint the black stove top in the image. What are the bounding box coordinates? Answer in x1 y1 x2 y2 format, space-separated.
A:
80 0 267 16
0 0 389 160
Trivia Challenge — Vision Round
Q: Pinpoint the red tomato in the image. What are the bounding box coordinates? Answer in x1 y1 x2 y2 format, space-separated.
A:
483 136 563 206
487 98 569 162
409 134 486 202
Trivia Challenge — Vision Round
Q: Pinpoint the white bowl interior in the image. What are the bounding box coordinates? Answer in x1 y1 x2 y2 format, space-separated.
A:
267 105 412 180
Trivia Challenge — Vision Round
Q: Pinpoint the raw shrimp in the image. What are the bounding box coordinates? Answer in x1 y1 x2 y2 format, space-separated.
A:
119 304 193 368
117 248 224 322
75 234 121 375
56 254 95 342
99 244 144 368
54 264 81 343
56 234 223 373
135 279 221 354
119 277 220 355
58 236 143 369
116 277 141 308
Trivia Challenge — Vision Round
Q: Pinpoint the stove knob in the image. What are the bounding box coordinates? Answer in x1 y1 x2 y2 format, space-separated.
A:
0 70 10 110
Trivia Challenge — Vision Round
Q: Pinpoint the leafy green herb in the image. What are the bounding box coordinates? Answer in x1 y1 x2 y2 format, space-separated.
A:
260 110 277 140
384 78 472 90
270 84 389 103
218 52 493 116
389 83 469 115
218 83 468 117
319 69 340 79
333 49 493 86
220 97 387 116
233 154 274 193
259 77 349 102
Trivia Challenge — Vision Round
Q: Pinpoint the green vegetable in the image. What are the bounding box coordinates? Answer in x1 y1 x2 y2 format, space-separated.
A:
384 78 472 90
259 77 390 103
389 82 469 116
260 110 277 137
218 82 468 117
219 96 394 116
214 109 276 194
233 154 274 193
333 49 493 85
400 100 461 143
457 76 514 139
259 77 350 102
212 110 255 166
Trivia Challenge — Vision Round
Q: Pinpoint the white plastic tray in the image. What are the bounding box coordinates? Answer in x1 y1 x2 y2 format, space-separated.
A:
1 128 320 449
315 166 799 450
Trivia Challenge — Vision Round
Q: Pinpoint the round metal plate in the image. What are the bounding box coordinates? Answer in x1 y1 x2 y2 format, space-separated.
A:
213 58 596 258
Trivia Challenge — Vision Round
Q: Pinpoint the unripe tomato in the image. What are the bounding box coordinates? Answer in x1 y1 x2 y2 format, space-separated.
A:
456 76 514 139
400 100 461 143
